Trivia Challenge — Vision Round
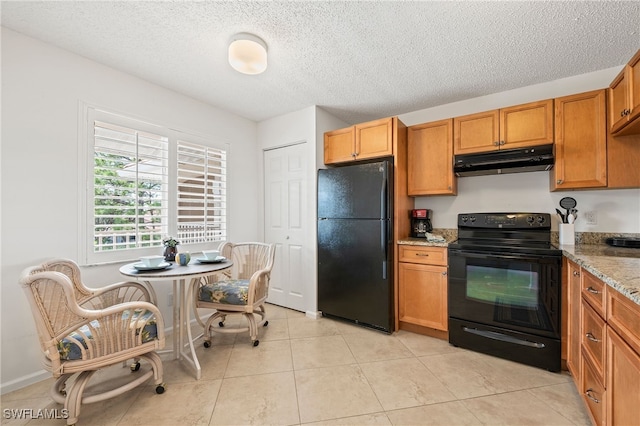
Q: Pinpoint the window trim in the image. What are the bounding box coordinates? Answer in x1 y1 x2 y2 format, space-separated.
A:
79 103 228 266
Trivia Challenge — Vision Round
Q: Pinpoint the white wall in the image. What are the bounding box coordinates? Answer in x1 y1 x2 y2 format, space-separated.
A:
1 28 259 393
399 69 640 233
256 106 348 315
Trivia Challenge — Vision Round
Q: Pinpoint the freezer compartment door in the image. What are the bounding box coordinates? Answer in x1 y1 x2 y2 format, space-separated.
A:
317 218 392 332
317 160 391 220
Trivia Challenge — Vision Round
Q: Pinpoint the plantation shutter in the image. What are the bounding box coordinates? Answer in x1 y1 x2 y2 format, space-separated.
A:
93 120 169 252
176 140 227 244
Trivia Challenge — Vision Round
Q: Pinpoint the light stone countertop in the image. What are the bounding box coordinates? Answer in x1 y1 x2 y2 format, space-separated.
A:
558 244 640 306
397 237 640 306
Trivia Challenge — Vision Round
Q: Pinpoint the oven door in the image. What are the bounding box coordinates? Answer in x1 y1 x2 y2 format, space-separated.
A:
448 248 561 339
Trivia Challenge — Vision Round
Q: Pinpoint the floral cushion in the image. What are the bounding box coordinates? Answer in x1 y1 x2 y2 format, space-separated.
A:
198 279 250 305
56 309 158 361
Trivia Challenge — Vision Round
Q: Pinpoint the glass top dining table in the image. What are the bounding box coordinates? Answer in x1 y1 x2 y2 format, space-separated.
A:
119 259 233 380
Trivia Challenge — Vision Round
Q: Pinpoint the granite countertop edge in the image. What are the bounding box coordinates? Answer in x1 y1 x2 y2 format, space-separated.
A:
397 238 640 306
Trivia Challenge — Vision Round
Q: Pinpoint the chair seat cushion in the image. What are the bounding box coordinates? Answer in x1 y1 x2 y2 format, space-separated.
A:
198 279 250 305
56 309 158 361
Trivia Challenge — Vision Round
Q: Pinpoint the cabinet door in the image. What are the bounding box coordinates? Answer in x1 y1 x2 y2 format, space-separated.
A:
453 110 500 154
324 126 355 165
628 49 640 123
552 90 607 190
606 328 640 426
398 262 448 331
609 67 629 134
355 117 393 161
567 260 582 380
407 119 456 196
500 99 554 149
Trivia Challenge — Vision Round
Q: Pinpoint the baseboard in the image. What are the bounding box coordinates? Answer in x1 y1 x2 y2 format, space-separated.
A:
305 310 321 320
1 369 50 395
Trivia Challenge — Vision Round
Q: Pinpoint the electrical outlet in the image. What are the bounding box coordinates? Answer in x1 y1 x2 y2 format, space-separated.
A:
585 211 597 225
168 293 173 307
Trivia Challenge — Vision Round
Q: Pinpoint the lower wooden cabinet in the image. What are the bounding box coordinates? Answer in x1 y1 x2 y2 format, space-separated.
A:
566 257 640 425
606 328 640 425
398 246 448 332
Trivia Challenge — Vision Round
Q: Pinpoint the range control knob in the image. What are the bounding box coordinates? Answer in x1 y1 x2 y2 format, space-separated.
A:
461 216 468 223
526 216 535 224
537 216 546 224
470 216 476 223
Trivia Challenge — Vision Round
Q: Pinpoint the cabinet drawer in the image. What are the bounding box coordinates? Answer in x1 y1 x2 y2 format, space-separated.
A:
581 301 606 381
581 353 606 426
607 289 640 355
582 270 606 317
398 246 447 266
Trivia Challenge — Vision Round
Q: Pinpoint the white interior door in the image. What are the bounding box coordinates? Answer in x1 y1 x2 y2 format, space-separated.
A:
264 143 308 311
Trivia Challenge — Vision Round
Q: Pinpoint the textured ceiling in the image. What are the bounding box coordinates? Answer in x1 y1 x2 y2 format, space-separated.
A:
2 1 639 124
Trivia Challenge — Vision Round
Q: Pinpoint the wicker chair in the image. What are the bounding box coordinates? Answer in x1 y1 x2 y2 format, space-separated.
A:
193 242 276 347
19 259 166 426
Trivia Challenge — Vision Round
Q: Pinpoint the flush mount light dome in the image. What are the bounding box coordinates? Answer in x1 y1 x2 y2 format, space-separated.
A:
228 33 268 75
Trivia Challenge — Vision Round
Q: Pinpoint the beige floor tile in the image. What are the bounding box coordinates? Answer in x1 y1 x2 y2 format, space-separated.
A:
527 382 593 425
343 330 413 363
385 400 483 425
302 412 391 425
258 317 290 342
224 339 293 378
393 330 462 357
162 344 232 383
118 380 222 426
360 358 457 410
290 335 355 370
288 316 340 339
462 389 575 425
473 351 570 392
1 378 54 402
210 371 299 425
263 303 291 319
295 364 383 423
419 351 502 399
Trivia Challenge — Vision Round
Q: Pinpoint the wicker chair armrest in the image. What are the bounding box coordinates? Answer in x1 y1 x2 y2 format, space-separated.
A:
83 281 157 307
246 267 272 305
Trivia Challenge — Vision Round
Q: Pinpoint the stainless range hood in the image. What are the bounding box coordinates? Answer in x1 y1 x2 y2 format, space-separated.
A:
453 144 554 177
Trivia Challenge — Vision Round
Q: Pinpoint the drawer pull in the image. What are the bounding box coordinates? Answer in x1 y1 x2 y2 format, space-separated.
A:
585 332 601 343
415 253 429 257
585 388 600 403
572 271 580 276
586 286 600 295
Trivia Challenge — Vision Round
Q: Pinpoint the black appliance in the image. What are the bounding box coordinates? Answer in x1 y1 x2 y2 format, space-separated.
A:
454 144 554 177
411 209 433 238
448 212 563 371
317 159 393 333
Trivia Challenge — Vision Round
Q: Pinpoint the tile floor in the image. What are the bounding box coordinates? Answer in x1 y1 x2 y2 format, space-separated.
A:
2 304 591 425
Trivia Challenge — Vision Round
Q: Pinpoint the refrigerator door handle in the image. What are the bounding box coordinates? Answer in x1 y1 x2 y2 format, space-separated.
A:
380 163 388 220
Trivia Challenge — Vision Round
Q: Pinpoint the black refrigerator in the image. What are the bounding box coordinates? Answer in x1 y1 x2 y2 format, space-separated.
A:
317 159 394 333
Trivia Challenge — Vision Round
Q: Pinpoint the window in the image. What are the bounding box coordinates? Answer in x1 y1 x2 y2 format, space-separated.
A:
177 141 227 244
82 107 227 265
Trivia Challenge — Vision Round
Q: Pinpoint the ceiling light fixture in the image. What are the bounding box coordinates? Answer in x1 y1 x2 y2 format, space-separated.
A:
228 33 268 75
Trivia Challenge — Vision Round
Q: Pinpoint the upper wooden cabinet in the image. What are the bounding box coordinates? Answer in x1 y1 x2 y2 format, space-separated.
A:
609 49 640 136
407 119 456 196
552 90 607 190
453 99 554 155
324 117 395 165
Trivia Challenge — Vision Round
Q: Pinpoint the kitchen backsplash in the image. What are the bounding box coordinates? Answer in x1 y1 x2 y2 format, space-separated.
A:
428 229 639 246
551 231 640 246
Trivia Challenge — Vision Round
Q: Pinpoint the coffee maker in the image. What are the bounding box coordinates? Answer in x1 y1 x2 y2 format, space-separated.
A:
410 209 433 238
